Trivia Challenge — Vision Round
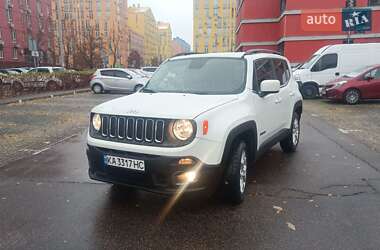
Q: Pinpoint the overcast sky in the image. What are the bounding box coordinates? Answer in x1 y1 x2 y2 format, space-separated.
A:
129 0 193 48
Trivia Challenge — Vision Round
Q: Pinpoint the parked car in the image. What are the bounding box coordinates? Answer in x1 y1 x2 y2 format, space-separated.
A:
294 43 380 99
141 66 158 77
0 69 20 75
7 68 29 74
90 68 147 94
28 67 65 74
322 65 380 105
130 69 151 79
86 50 303 204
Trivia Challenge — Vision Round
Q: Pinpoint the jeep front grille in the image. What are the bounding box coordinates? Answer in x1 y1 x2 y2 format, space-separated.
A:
100 115 165 144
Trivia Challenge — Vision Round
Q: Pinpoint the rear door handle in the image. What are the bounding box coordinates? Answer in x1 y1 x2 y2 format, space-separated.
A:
290 92 295 97
335 72 340 76
275 98 282 104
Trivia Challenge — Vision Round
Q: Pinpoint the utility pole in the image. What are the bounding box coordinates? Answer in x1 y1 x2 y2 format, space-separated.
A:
56 0 65 67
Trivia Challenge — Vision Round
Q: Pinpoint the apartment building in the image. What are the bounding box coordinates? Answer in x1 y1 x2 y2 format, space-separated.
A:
0 0 52 67
128 5 159 65
193 0 236 53
157 21 173 62
172 36 191 55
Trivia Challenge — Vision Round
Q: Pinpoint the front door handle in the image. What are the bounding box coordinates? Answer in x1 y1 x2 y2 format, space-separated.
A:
335 72 340 76
290 92 295 97
275 98 282 104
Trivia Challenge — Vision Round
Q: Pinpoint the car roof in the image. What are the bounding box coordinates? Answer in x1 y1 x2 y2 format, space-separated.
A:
170 52 287 62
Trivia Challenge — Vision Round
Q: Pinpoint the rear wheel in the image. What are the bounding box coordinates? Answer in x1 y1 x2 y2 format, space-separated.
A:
301 83 319 99
223 141 248 205
344 89 361 105
280 112 301 153
92 84 103 94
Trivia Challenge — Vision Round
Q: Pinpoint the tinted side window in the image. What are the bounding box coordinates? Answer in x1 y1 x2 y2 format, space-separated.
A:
114 70 130 78
273 59 291 86
255 58 276 88
38 68 50 73
100 70 115 77
369 68 380 79
311 54 338 72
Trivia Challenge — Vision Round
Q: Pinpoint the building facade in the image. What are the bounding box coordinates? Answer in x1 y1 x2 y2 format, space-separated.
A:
0 0 52 68
52 0 129 68
193 0 236 53
172 37 191 55
157 21 173 62
236 0 380 64
128 5 159 65
128 29 144 58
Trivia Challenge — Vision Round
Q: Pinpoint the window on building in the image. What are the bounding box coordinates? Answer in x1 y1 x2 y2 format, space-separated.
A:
7 7 13 22
12 47 18 59
311 54 338 72
11 29 17 41
368 0 380 6
0 48 4 59
280 0 287 14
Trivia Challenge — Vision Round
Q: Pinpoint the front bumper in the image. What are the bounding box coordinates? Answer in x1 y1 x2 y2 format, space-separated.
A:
87 145 223 195
321 88 343 100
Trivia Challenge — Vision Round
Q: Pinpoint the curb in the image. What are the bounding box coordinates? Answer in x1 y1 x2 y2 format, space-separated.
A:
0 88 91 106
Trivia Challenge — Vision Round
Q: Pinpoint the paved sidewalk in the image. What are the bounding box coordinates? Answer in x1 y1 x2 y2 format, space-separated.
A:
0 88 91 106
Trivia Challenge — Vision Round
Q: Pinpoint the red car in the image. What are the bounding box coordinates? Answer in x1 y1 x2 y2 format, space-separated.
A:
322 65 380 105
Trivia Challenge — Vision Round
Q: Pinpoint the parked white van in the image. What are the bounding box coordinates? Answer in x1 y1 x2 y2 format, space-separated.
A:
294 43 380 99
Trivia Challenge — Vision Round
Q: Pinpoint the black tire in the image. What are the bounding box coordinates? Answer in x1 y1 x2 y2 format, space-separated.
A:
280 112 301 153
224 141 248 205
134 84 143 93
301 83 319 99
92 84 103 94
344 89 361 105
47 81 58 91
12 81 24 96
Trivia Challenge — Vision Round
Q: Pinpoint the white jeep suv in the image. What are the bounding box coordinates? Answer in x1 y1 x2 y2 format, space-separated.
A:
87 51 303 204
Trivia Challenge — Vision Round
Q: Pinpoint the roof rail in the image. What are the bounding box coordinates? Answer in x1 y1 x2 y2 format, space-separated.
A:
171 52 200 58
242 49 281 58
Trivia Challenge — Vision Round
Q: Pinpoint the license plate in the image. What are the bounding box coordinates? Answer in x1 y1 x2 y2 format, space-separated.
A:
104 155 145 172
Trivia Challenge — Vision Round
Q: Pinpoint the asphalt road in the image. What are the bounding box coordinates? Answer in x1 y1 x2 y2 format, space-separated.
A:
1 95 380 249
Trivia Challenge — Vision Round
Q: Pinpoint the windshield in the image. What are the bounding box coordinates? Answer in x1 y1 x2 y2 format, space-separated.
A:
343 66 374 78
143 58 246 95
299 54 320 69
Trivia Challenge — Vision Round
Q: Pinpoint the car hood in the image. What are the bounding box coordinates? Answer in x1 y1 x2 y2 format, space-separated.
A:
92 92 239 119
326 77 352 85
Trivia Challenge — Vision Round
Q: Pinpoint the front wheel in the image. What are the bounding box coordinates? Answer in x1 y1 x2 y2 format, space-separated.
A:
301 84 319 99
280 113 301 153
344 89 361 105
223 141 248 205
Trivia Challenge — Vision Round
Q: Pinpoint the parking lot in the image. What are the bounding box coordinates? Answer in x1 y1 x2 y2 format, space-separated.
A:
1 93 380 249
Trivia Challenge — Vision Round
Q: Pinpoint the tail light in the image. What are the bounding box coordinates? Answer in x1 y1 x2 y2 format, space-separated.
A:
89 74 96 81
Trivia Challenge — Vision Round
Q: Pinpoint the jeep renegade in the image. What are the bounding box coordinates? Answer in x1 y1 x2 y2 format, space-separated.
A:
87 50 303 204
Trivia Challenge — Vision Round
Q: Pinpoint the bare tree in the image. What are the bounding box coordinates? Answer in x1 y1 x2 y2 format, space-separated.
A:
73 28 103 69
109 29 121 68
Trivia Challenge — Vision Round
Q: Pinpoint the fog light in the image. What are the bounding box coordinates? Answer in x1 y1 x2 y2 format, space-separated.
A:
179 158 194 166
176 171 197 185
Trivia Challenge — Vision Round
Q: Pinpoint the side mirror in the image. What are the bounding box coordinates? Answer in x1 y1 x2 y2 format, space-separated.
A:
260 80 281 96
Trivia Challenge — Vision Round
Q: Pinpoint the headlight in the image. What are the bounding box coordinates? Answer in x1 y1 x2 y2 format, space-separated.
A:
172 120 194 141
92 113 102 131
333 81 347 89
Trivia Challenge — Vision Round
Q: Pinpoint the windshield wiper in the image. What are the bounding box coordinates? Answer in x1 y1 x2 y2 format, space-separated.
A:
140 88 157 93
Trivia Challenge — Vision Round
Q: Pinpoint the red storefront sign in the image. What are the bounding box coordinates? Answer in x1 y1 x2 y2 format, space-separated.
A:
301 9 342 32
